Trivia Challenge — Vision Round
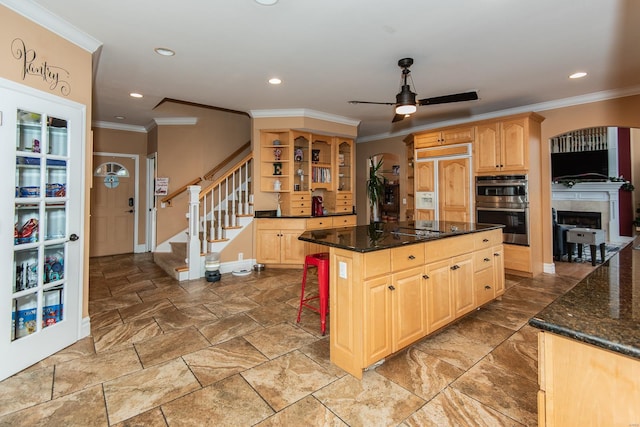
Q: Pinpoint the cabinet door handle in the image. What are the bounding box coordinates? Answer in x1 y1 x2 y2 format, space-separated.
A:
494 253 500 257
484 285 492 290
451 264 460 270
408 255 415 260
483 238 489 243
484 257 491 262
422 274 430 279
388 285 396 291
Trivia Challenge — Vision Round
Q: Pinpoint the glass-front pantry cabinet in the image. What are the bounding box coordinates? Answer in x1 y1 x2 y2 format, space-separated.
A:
0 81 85 380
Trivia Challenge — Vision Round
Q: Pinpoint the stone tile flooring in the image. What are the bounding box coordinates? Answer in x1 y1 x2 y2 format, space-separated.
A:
0 253 591 426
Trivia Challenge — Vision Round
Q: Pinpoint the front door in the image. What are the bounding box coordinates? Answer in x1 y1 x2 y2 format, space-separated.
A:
90 155 135 256
0 80 85 381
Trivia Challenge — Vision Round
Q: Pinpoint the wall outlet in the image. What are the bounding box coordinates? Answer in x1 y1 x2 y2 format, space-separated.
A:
339 261 347 279
403 198 407 205
161 202 166 208
238 252 243 261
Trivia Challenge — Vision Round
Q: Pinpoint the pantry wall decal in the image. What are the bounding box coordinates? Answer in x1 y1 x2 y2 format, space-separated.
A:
11 38 71 96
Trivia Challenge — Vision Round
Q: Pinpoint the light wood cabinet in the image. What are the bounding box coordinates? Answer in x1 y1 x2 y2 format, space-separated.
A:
474 115 543 174
256 215 357 266
438 157 471 223
330 228 505 378
414 126 474 148
537 332 640 427
255 218 307 266
424 258 454 331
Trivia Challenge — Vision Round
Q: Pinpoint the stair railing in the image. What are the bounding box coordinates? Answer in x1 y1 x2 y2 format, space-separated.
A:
186 153 253 278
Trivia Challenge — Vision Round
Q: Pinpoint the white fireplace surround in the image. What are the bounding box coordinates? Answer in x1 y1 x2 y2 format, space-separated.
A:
551 182 624 243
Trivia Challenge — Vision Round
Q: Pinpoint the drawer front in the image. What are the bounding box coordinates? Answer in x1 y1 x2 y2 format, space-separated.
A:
306 217 332 230
291 200 310 208
335 192 352 200
335 198 353 207
289 207 311 217
334 205 353 213
474 229 503 250
425 235 471 262
391 244 425 271
332 215 356 227
290 193 311 202
363 249 391 279
473 248 494 272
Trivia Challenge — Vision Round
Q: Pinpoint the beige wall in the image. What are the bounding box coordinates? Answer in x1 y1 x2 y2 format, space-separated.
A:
155 103 251 244
93 127 148 246
1 5 94 317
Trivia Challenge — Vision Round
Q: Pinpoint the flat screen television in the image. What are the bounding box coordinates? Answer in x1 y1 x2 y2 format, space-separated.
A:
551 149 608 181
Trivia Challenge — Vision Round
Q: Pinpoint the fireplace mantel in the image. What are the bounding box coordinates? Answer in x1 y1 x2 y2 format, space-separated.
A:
552 181 623 242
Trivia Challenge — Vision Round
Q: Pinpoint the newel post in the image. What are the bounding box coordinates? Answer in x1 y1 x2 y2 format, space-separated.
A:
187 185 201 279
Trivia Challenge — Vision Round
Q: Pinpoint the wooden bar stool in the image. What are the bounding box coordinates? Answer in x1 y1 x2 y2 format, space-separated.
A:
296 252 330 335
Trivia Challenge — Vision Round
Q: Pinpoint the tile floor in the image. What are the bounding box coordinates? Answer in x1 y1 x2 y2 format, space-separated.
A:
0 253 595 426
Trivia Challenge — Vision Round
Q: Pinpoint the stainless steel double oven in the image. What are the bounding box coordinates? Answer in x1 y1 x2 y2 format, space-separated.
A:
475 175 529 245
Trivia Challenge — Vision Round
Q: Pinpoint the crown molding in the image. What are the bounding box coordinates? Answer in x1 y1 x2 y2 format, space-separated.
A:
249 108 360 127
92 121 148 133
1 0 102 52
357 85 640 143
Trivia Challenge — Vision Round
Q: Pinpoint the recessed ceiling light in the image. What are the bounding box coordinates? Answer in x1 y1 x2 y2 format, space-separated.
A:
154 47 175 57
569 72 587 79
255 0 278 5
114 115 125 120
268 78 282 85
130 92 143 98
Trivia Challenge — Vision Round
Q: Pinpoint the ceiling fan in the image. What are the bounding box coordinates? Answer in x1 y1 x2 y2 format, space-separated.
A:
348 58 479 123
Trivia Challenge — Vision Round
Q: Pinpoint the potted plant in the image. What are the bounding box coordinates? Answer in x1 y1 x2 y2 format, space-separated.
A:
367 156 384 223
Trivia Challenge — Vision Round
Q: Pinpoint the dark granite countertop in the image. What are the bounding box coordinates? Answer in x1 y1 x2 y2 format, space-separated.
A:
529 238 640 360
254 210 354 219
298 221 503 253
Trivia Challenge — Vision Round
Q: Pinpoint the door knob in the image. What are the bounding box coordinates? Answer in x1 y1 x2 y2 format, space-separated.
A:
69 233 79 241
125 209 134 213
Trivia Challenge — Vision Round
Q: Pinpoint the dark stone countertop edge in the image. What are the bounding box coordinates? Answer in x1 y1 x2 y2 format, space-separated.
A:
254 210 354 219
529 317 640 360
298 223 504 253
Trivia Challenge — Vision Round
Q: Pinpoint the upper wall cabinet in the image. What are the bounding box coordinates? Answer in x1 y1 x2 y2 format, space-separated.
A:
414 126 474 149
474 114 544 174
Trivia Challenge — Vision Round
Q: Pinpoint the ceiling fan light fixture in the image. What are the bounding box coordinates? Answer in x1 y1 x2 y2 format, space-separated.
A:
395 104 417 115
395 85 417 115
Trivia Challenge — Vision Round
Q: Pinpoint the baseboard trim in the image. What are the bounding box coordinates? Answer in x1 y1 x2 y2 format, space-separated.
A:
80 316 91 338
543 262 556 274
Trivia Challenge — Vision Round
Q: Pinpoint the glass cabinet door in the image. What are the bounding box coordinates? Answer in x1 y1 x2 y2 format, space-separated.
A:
1 81 84 381
293 133 310 192
337 139 353 192
12 110 69 341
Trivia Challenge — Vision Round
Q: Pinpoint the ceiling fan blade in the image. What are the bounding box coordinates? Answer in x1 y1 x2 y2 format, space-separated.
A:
418 91 478 106
348 100 395 105
392 113 405 123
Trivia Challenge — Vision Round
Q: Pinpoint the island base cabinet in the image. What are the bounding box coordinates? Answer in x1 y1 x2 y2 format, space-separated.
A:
537 332 640 427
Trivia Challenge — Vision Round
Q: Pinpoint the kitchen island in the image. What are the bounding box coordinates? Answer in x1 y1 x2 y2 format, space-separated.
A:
298 221 505 378
529 239 640 427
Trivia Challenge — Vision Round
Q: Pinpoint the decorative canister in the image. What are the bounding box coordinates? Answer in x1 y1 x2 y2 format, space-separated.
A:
273 179 281 191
